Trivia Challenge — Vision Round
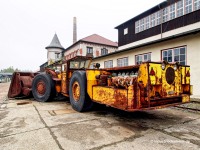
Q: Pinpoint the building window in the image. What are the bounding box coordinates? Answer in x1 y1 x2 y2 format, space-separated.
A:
55 53 60 59
101 48 108 56
162 49 173 62
185 0 193 14
170 4 176 20
117 57 128 67
162 46 186 65
177 0 184 17
156 11 161 25
163 7 169 23
150 13 156 28
87 47 93 54
135 21 140 33
124 28 128 35
140 18 145 32
135 0 199 33
145 16 150 30
135 53 151 65
194 0 200 11
104 60 113 68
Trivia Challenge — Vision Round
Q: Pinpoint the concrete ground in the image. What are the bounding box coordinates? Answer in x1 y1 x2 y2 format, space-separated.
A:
0 82 200 150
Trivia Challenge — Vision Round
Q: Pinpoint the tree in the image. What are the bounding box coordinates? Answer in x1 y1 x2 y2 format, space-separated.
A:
0 66 19 73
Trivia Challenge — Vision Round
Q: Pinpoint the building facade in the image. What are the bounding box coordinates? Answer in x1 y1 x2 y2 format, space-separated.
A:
93 0 200 97
63 34 118 60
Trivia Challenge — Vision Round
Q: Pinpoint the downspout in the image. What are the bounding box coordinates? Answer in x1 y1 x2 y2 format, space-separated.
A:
158 4 163 39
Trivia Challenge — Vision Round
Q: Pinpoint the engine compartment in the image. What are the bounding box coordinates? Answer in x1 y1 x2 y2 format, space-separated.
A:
96 67 139 89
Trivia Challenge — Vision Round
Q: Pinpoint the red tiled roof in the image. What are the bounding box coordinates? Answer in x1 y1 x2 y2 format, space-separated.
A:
80 34 118 47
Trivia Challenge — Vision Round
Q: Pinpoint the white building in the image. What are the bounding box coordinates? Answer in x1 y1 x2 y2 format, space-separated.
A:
63 34 118 60
93 0 200 97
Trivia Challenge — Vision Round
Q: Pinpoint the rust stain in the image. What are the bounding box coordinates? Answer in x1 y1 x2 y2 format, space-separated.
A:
8 72 38 98
113 89 127 110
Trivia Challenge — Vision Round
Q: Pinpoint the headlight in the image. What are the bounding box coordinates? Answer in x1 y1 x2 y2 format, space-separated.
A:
161 63 166 70
174 64 178 71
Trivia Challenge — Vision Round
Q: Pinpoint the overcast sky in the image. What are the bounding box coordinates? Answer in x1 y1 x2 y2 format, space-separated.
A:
0 0 164 71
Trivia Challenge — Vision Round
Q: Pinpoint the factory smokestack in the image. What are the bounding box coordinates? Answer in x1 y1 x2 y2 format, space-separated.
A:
73 17 77 44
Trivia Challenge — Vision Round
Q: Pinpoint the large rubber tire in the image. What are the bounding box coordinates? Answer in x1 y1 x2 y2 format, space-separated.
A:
69 71 93 112
32 73 55 102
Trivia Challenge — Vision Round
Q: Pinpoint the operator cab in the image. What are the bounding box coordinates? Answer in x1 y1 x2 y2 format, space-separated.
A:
69 57 91 69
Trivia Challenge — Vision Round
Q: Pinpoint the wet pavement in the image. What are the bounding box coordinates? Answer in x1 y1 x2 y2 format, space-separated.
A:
0 82 200 150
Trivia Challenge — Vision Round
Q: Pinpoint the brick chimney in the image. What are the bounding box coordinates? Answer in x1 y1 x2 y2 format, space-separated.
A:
73 17 77 44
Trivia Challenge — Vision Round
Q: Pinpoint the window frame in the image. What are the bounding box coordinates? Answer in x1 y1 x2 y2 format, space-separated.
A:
104 60 113 68
124 28 128 35
177 0 184 17
140 18 145 32
194 0 200 11
86 47 93 54
101 48 108 56
145 16 150 30
162 7 169 23
150 13 156 28
161 46 187 65
135 53 151 65
117 57 129 67
156 11 161 25
135 21 140 33
55 53 60 59
185 0 193 14
170 3 176 20
134 0 199 34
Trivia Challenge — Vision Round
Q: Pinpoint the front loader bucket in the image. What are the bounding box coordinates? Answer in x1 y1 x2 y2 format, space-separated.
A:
8 72 38 98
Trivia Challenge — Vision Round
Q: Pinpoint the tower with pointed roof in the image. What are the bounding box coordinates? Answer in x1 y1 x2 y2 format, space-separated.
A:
46 33 64 65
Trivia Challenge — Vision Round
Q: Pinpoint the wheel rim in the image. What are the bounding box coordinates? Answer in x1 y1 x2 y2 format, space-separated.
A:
36 81 46 95
72 81 80 101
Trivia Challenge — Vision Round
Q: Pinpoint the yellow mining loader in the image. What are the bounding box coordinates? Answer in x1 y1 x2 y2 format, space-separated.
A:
8 56 192 112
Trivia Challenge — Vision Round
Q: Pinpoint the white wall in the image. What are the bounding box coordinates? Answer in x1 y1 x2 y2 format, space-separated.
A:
64 44 80 57
93 33 200 97
47 48 62 65
81 43 116 57
64 42 117 59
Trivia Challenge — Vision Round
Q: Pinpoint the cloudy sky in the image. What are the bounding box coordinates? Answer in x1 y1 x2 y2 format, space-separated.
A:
0 0 164 71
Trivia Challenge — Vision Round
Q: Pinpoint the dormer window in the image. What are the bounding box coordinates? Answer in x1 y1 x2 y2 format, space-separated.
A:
194 0 200 11
185 0 193 14
124 28 128 35
135 0 199 34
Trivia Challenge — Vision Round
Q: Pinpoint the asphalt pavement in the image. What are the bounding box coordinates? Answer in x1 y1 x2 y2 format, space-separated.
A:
0 82 200 150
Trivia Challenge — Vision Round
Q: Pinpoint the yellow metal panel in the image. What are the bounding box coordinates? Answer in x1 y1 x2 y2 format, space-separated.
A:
127 85 134 109
86 70 101 99
186 67 190 84
61 72 67 93
137 63 148 86
181 67 186 84
148 63 162 85
92 86 128 110
161 66 175 96
174 68 182 95
148 63 182 97
182 94 190 103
